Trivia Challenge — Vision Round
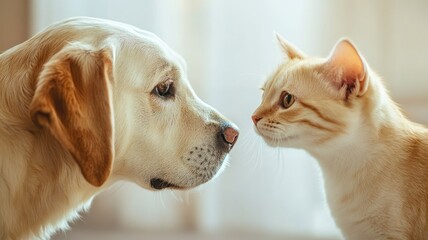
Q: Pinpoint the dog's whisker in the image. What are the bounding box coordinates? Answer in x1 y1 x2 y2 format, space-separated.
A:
231 128 257 176
224 155 231 167
156 191 168 210
1 16 242 238
108 181 126 195
183 190 192 206
169 189 183 203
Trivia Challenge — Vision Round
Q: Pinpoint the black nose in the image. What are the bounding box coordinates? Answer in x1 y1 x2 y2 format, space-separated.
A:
219 123 239 150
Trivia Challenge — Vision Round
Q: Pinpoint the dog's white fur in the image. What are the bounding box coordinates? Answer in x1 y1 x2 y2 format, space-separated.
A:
0 17 236 239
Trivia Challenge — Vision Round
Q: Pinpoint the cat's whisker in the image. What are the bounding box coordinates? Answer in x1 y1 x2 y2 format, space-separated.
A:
253 136 264 172
237 128 255 150
278 147 286 185
274 136 284 181
252 138 262 171
248 36 428 238
240 127 265 174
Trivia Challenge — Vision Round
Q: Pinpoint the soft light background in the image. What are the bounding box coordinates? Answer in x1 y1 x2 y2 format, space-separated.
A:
1 0 428 239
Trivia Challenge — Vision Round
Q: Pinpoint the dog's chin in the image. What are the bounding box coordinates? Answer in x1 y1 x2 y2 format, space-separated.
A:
149 155 229 191
149 175 212 190
149 175 211 190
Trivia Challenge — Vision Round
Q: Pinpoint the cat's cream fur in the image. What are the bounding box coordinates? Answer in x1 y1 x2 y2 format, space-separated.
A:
252 34 428 239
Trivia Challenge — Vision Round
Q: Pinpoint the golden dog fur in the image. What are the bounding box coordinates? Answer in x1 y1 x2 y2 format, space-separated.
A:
0 17 237 239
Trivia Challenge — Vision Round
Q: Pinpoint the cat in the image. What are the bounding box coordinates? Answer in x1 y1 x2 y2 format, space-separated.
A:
252 34 428 239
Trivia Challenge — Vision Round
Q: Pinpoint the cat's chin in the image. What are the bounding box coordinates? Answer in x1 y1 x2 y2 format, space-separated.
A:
259 134 298 148
253 126 299 147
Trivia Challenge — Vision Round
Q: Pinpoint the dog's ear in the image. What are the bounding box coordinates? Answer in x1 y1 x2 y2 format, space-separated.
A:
30 43 114 187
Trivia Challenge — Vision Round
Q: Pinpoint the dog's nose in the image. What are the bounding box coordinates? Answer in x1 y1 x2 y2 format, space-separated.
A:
221 124 239 149
252 115 262 125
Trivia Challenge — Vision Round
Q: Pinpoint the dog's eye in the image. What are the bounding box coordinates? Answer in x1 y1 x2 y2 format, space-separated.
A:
153 79 175 99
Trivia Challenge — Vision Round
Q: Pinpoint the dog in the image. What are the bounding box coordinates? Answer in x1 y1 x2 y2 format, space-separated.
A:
0 17 239 239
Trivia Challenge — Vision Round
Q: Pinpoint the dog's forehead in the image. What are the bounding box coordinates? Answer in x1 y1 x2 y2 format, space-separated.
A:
49 17 188 88
114 36 189 89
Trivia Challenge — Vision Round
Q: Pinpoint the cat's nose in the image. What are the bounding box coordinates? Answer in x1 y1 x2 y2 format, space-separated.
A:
252 115 262 125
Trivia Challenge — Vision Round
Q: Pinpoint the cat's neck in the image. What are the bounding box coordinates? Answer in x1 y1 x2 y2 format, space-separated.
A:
306 74 411 178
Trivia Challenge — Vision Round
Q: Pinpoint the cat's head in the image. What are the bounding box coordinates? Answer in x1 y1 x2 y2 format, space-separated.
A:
252 34 372 149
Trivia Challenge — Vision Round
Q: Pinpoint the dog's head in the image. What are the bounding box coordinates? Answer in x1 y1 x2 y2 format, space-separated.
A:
29 18 238 190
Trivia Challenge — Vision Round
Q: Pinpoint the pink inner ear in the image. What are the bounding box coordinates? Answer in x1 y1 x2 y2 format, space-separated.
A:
328 40 364 80
326 39 366 97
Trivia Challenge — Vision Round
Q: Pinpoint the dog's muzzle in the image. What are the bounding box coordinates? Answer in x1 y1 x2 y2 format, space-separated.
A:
150 122 239 190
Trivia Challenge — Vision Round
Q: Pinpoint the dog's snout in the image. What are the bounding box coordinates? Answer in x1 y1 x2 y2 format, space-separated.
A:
220 124 239 149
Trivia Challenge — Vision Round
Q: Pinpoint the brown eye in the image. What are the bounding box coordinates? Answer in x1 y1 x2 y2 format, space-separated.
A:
153 79 175 99
280 91 295 109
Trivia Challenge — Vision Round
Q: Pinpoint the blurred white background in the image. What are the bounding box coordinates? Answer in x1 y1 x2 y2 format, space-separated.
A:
1 0 428 239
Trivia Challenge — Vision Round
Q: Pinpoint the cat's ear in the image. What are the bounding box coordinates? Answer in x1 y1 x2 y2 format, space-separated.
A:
324 38 368 98
275 32 306 60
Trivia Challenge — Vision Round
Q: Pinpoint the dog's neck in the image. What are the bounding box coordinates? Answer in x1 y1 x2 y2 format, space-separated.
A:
0 42 107 240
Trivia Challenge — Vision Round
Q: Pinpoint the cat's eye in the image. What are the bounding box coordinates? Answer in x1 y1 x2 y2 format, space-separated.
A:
280 91 295 109
153 79 175 99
